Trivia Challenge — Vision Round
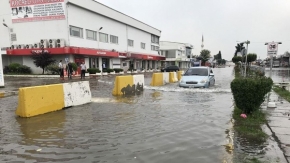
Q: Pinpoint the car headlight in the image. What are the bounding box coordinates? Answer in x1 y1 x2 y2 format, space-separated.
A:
200 79 207 83
180 80 185 83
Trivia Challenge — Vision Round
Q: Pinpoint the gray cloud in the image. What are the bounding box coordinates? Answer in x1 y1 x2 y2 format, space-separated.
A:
96 0 290 60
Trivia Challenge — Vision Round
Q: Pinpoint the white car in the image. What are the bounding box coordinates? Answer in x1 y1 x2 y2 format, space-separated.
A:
179 66 215 88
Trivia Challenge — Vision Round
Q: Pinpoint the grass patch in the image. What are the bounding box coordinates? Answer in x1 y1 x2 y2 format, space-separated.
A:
233 107 268 142
273 86 290 102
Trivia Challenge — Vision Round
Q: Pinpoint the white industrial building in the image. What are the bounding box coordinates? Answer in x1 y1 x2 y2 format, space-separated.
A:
159 41 194 68
0 0 164 74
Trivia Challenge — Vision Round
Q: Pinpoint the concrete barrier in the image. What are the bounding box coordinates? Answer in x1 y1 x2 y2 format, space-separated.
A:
169 72 178 83
112 74 144 96
15 81 91 118
177 71 184 81
150 72 170 86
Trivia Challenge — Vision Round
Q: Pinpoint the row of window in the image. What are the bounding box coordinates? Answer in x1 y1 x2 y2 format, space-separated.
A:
151 45 159 51
70 26 158 50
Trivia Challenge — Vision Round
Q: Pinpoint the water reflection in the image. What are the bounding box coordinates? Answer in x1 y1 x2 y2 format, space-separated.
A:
16 110 66 148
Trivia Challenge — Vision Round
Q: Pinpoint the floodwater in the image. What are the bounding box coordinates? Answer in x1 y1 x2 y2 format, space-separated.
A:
0 66 286 163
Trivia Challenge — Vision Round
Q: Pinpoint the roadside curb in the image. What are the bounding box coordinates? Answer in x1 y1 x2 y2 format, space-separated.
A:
0 91 19 98
266 91 290 163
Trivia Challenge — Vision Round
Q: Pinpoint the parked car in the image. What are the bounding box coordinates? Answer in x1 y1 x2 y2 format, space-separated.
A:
179 66 215 88
161 65 179 72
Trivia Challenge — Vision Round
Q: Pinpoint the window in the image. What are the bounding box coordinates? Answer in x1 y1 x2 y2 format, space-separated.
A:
151 35 159 44
141 43 145 49
110 35 118 44
70 26 83 38
123 62 127 67
151 45 159 51
99 32 108 42
86 29 97 40
128 39 134 47
184 68 209 76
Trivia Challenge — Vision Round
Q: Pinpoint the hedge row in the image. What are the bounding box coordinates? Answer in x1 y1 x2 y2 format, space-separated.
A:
4 63 32 74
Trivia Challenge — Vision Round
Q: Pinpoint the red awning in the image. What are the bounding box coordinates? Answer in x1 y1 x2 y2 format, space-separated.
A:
6 46 166 60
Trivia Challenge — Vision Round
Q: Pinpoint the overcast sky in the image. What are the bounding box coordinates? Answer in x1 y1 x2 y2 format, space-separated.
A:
96 0 290 60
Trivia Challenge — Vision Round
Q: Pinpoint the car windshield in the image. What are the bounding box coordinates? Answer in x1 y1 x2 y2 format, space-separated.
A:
184 68 208 76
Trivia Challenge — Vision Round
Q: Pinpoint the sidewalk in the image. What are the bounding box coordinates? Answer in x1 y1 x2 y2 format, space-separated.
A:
266 91 290 162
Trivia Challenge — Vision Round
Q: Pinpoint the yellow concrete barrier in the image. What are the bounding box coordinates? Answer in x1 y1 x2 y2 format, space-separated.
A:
177 71 184 81
15 81 92 118
150 73 164 86
112 75 144 96
169 72 178 83
16 84 65 117
112 76 134 96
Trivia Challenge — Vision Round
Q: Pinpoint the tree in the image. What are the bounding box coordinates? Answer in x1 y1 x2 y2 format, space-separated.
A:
217 59 222 65
31 48 56 74
214 51 222 60
246 53 257 64
221 59 226 65
232 56 242 64
199 49 211 65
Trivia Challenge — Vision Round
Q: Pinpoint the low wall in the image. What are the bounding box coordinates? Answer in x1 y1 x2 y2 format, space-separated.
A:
112 74 144 96
15 81 91 118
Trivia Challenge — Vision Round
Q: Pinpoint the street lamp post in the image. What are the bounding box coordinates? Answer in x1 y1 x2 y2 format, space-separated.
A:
237 40 250 77
3 23 12 46
97 27 103 49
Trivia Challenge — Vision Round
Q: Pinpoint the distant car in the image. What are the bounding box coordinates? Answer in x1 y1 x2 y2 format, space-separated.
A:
161 65 179 72
179 66 215 88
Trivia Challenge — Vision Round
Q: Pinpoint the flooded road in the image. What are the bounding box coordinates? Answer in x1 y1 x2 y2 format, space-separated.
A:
1 67 236 163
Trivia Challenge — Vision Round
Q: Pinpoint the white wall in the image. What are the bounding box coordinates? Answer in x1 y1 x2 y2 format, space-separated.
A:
68 0 161 36
68 4 158 55
0 0 69 49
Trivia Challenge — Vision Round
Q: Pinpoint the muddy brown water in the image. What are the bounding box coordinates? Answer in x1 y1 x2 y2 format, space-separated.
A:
1 67 285 163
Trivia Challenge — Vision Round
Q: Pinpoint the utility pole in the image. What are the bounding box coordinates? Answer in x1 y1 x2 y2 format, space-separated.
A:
243 40 250 77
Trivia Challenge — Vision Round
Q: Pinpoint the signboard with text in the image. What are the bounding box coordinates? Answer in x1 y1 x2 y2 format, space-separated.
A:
10 0 66 23
267 42 278 56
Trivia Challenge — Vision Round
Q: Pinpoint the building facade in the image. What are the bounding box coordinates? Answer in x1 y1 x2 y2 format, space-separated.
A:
159 41 194 69
0 0 165 74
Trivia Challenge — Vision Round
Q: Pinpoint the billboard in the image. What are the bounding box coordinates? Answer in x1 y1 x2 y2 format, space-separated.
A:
10 0 66 23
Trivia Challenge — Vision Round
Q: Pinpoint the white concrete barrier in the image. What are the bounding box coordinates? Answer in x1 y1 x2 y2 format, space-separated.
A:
63 81 92 107
163 72 169 85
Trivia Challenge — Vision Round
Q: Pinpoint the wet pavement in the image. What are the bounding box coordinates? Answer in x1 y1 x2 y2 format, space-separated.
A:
0 67 288 163
265 67 290 162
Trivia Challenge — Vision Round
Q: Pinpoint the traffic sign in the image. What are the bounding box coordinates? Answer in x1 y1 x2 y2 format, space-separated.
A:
267 42 278 56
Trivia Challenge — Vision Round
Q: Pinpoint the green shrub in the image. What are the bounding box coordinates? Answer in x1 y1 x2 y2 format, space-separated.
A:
107 69 114 73
70 62 78 71
7 63 32 74
18 65 32 74
87 68 99 74
231 77 273 114
8 63 21 73
113 68 124 73
45 64 59 74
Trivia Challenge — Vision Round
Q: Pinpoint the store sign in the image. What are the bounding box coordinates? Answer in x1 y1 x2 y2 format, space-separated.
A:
267 42 278 56
0 54 4 87
97 51 106 55
147 56 153 59
32 49 49 53
10 0 66 23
